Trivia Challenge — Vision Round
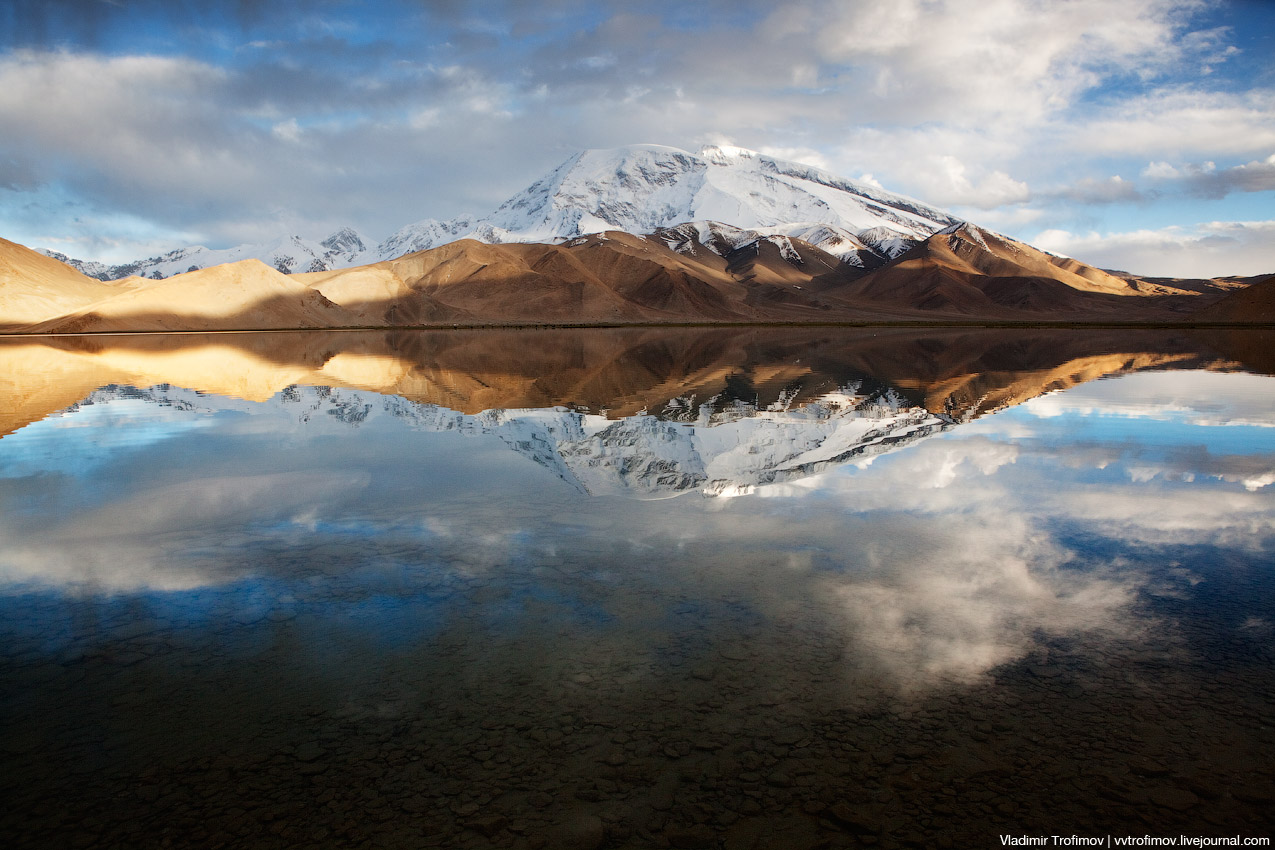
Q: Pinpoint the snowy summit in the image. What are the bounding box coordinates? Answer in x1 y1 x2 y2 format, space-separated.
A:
386 144 961 264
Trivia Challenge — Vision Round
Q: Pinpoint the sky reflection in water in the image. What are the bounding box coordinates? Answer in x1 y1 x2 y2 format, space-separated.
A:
1 360 1271 694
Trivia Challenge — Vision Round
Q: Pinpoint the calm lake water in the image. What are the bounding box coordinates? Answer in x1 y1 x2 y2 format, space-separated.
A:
1 328 1273 849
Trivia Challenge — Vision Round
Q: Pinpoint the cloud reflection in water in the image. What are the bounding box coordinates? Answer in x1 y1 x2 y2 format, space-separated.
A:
0 368 1271 693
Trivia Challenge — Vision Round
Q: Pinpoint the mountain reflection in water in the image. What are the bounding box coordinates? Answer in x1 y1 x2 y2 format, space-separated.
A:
1 327 1273 849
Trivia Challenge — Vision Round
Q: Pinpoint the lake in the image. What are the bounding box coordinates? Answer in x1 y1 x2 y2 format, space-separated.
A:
1 327 1273 849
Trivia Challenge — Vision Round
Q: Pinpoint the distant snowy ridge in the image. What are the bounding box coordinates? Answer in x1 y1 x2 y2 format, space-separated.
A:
42 230 371 282
42 144 961 281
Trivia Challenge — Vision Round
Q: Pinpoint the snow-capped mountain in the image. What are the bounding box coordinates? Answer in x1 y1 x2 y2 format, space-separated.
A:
43 144 960 281
382 144 959 266
518 144 952 238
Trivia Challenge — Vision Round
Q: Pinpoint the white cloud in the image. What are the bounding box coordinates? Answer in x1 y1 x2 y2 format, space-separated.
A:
0 49 559 255
781 0 1217 128
1 0 1271 266
272 118 303 143
1043 485 1272 550
1058 89 1275 159
1143 161 1185 179
0 470 370 592
926 155 1031 209
576 53 617 71
961 205 1047 229
0 50 233 176
1034 220 1275 277
755 145 831 172
1142 153 1275 198
823 513 1140 688
1050 175 1144 204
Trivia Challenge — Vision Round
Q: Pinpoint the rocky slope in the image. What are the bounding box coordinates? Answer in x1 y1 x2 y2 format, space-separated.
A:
822 223 1242 318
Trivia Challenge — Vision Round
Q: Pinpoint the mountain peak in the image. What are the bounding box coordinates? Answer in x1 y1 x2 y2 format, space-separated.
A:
696 144 759 165
44 143 962 280
321 227 367 254
475 143 958 249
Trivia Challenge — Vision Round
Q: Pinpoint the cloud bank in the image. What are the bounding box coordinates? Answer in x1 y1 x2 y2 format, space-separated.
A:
0 0 1271 275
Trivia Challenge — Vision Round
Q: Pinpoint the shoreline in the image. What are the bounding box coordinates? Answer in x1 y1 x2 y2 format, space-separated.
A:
3 319 1274 338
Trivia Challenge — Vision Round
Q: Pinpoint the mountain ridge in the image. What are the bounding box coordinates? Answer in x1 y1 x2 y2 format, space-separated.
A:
38 144 959 281
5 143 1268 330
2 221 1264 334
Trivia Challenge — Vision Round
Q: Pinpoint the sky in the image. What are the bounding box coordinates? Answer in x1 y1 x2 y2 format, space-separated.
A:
0 0 1273 277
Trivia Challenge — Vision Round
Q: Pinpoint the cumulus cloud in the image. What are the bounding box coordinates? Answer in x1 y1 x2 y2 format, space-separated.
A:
921 155 1031 209
0 48 559 252
823 512 1140 689
1049 175 1146 204
1045 484 1272 550
777 0 1209 127
1034 220 1275 277
1057 89 1275 159
1142 153 1275 198
0 0 1272 275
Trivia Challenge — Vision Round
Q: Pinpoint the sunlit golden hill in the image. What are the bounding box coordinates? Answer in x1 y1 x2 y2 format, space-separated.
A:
0 236 125 329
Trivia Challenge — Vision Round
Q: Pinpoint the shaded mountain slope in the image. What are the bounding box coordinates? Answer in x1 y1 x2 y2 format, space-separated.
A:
1194 273 1275 322
299 230 859 326
830 224 1238 318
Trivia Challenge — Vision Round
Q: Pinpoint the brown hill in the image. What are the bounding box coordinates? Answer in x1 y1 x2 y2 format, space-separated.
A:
1 226 1266 332
1193 273 1275 323
31 259 358 333
299 231 857 325
0 237 124 330
305 225 1258 325
826 224 1238 319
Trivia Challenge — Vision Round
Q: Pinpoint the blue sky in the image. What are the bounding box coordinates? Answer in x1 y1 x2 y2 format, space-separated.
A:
1 0 1272 276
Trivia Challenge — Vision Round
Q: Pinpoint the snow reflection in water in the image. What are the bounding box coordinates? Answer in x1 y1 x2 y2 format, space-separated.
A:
1 345 1274 848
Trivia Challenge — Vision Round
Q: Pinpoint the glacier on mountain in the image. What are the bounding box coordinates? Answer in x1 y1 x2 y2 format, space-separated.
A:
43 144 961 281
